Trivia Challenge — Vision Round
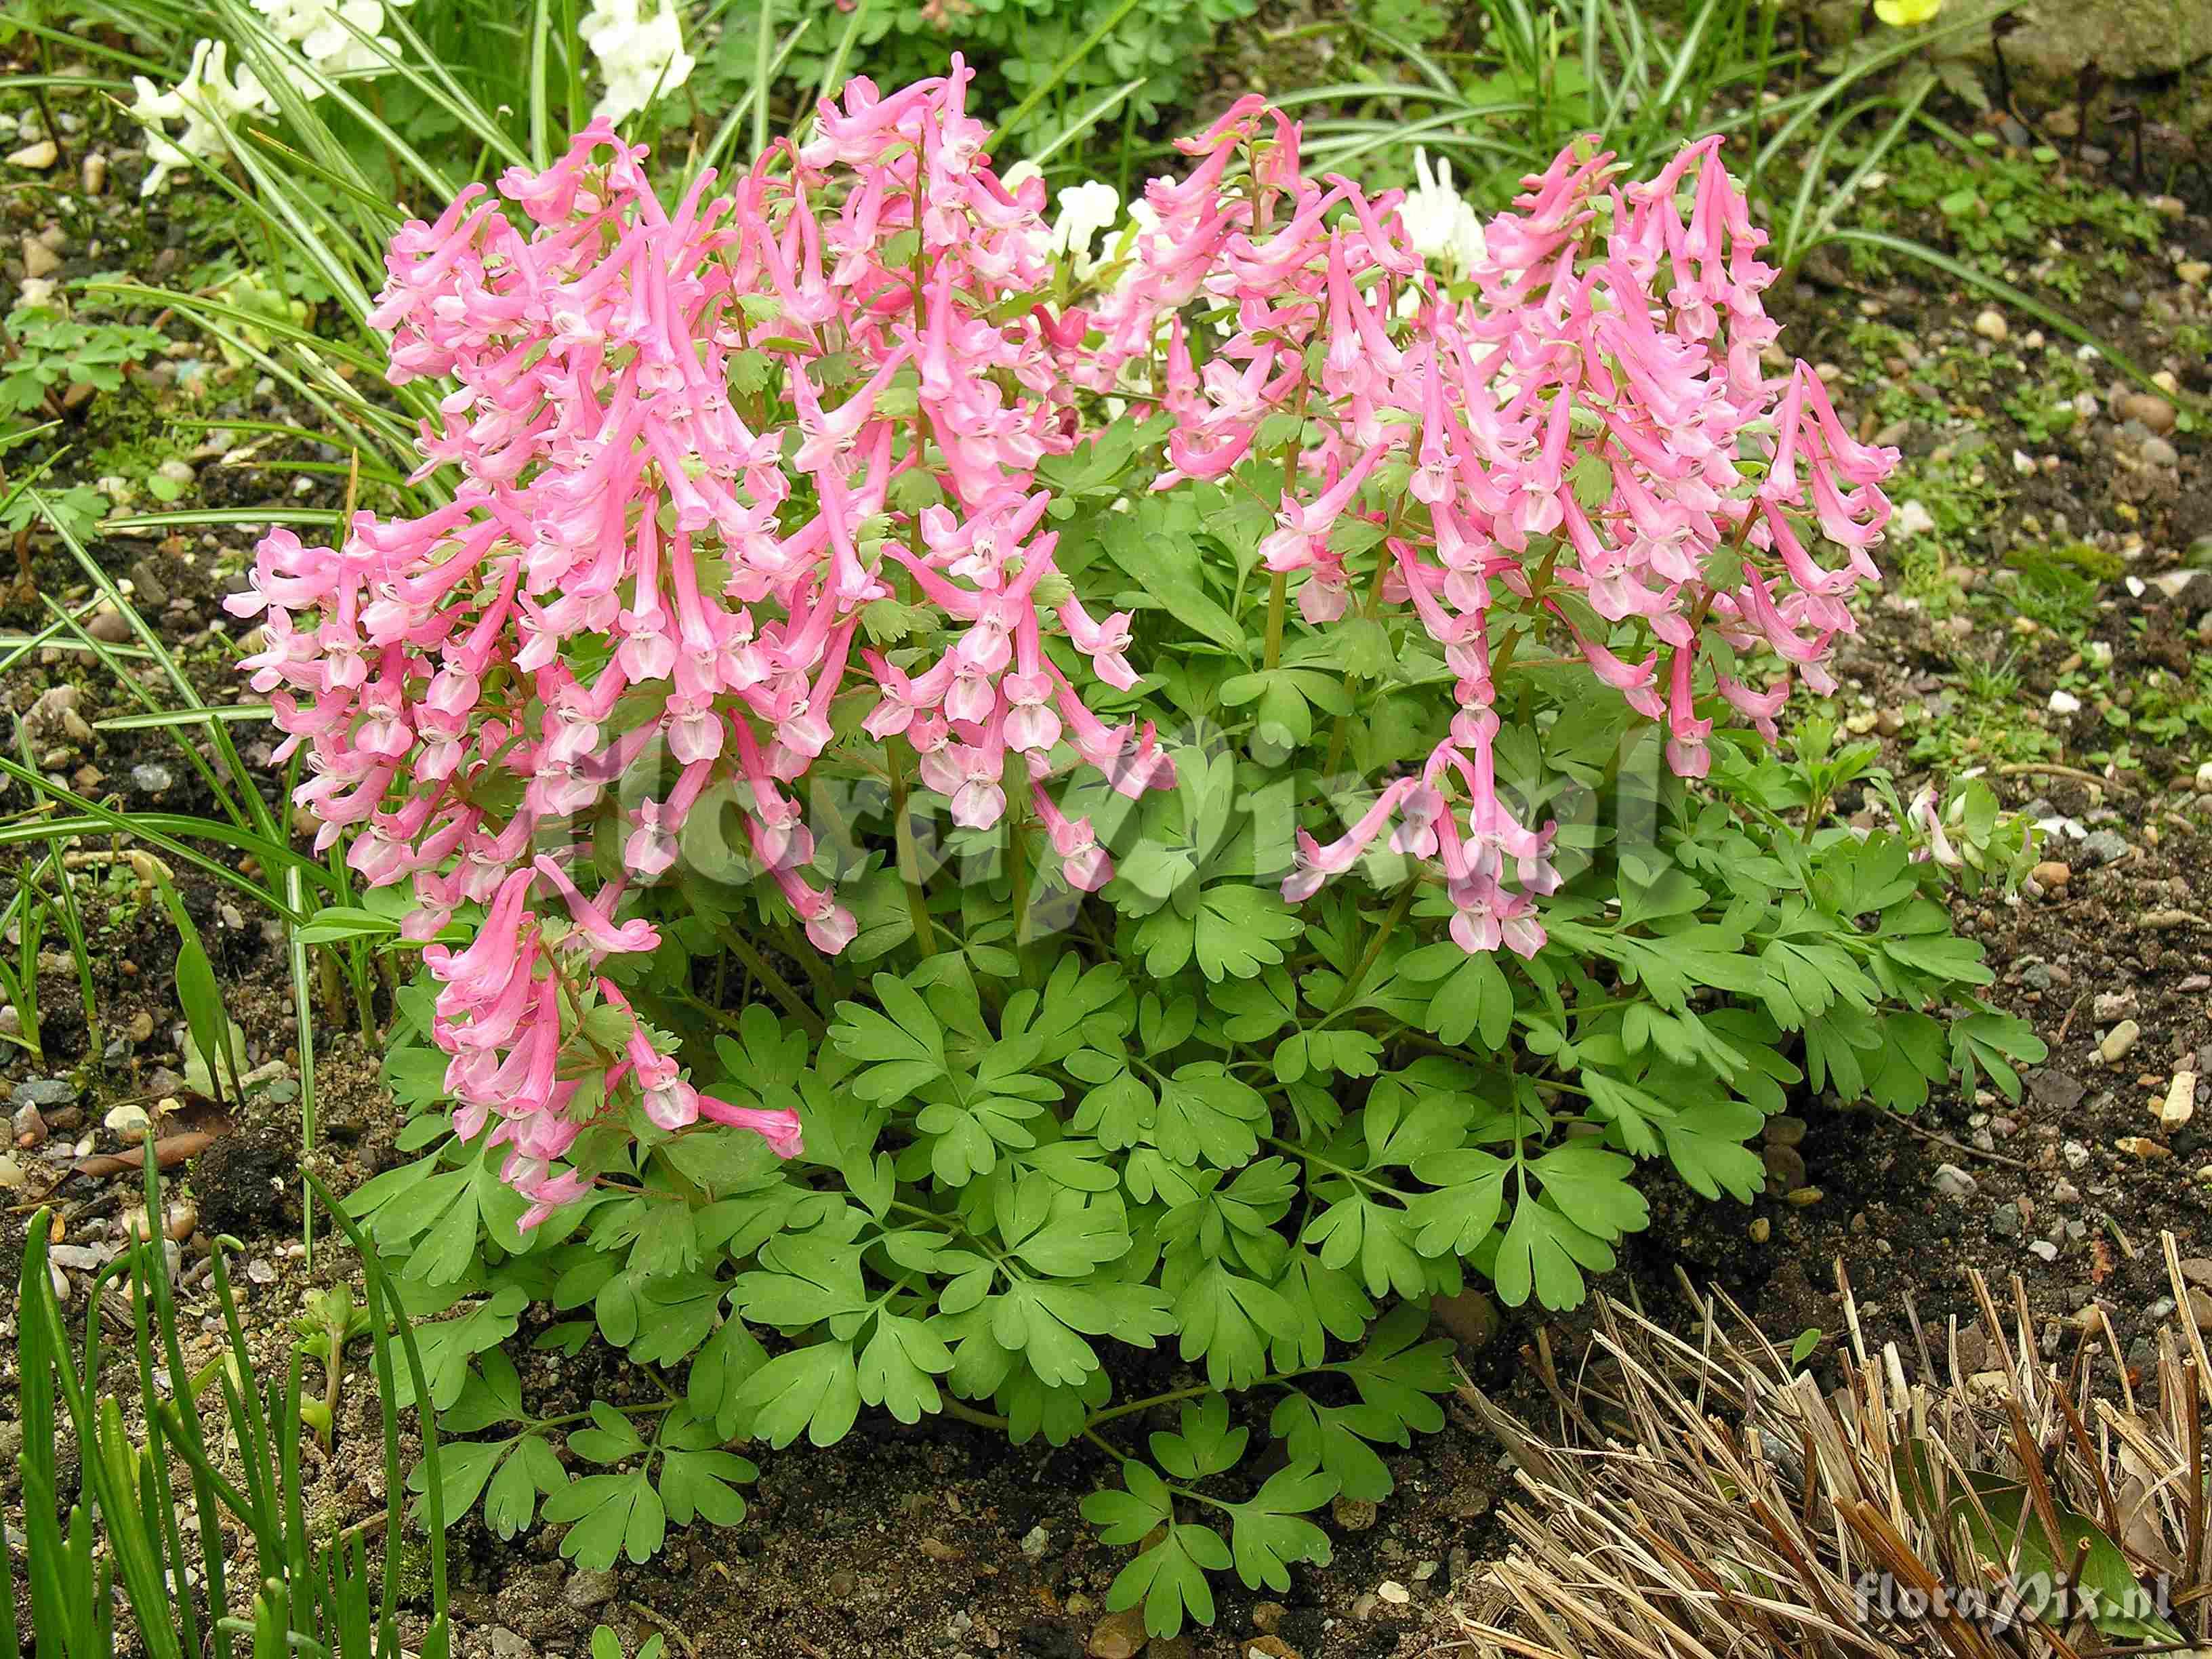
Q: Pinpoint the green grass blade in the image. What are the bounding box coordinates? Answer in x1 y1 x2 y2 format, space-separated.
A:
813 0 871 110
1023 77 1146 173
289 864 321 1265
104 508 352 531
0 792 313 921
94 705 278 731
35 594 260 829
31 487 287 842
692 16 813 184
308 1170 451 1626
531 0 554 169
991 0 1146 148
752 0 774 164
1824 228 2187 404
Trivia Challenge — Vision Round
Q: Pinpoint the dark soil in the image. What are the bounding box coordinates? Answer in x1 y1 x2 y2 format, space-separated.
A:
4 37 2212 1659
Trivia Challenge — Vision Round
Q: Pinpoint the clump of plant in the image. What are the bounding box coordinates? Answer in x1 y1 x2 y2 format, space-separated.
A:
1457 1251 2211 1654
237 68 2040 1633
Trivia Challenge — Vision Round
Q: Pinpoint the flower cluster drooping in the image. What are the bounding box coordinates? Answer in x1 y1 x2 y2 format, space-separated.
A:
235 68 1893 1216
1082 101 1892 958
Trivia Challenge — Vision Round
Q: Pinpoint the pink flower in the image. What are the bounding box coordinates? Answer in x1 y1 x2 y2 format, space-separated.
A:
697 1095 806 1158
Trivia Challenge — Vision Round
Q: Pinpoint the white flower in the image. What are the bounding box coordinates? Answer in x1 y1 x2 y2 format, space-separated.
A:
581 0 695 124
130 39 275 197
1400 148 1486 277
250 0 413 81
1048 180 1121 276
1906 784 1962 868
2047 689 2081 714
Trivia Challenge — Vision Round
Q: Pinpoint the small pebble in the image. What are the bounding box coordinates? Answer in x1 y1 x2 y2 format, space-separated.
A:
2164 1072 2198 1130
1972 308 2007 342
2078 829 2130 867
1933 1164 1978 1198
1332 1495 1378 1532
2100 1020 2142 1063
561 1568 617 1612
7 139 57 169
1087 1609 1151 1658
2118 390 2178 434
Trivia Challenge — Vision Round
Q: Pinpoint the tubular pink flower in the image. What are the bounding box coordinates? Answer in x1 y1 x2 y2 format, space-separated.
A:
697 1095 806 1158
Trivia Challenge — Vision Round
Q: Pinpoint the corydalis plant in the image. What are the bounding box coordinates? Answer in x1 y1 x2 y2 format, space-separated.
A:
232 66 1891 1222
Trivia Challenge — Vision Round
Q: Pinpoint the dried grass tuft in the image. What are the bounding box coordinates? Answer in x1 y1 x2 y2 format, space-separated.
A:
1452 1237 2212 1658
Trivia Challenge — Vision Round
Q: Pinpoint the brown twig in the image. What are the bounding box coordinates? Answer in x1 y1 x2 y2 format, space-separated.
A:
1887 1108 2034 1170
623 1603 698 1659
1995 761 2137 794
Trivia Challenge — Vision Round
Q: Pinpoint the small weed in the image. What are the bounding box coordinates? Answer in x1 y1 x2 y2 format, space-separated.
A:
2109 661 2212 748
1866 139 2165 278
1908 645 2064 770
0 303 165 424
2001 545 2109 636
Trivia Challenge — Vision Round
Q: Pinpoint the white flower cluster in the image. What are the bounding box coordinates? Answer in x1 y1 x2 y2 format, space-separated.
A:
249 0 415 81
1399 147 1486 278
1048 180 1122 277
129 39 274 197
580 0 695 124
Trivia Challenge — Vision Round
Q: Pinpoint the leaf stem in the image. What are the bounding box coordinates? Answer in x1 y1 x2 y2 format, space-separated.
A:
1084 1382 1221 1431
1006 786 1032 954
709 924 826 1037
1263 570 1288 671
1330 880 1416 1017
888 738 936 956
939 1397 1008 1431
